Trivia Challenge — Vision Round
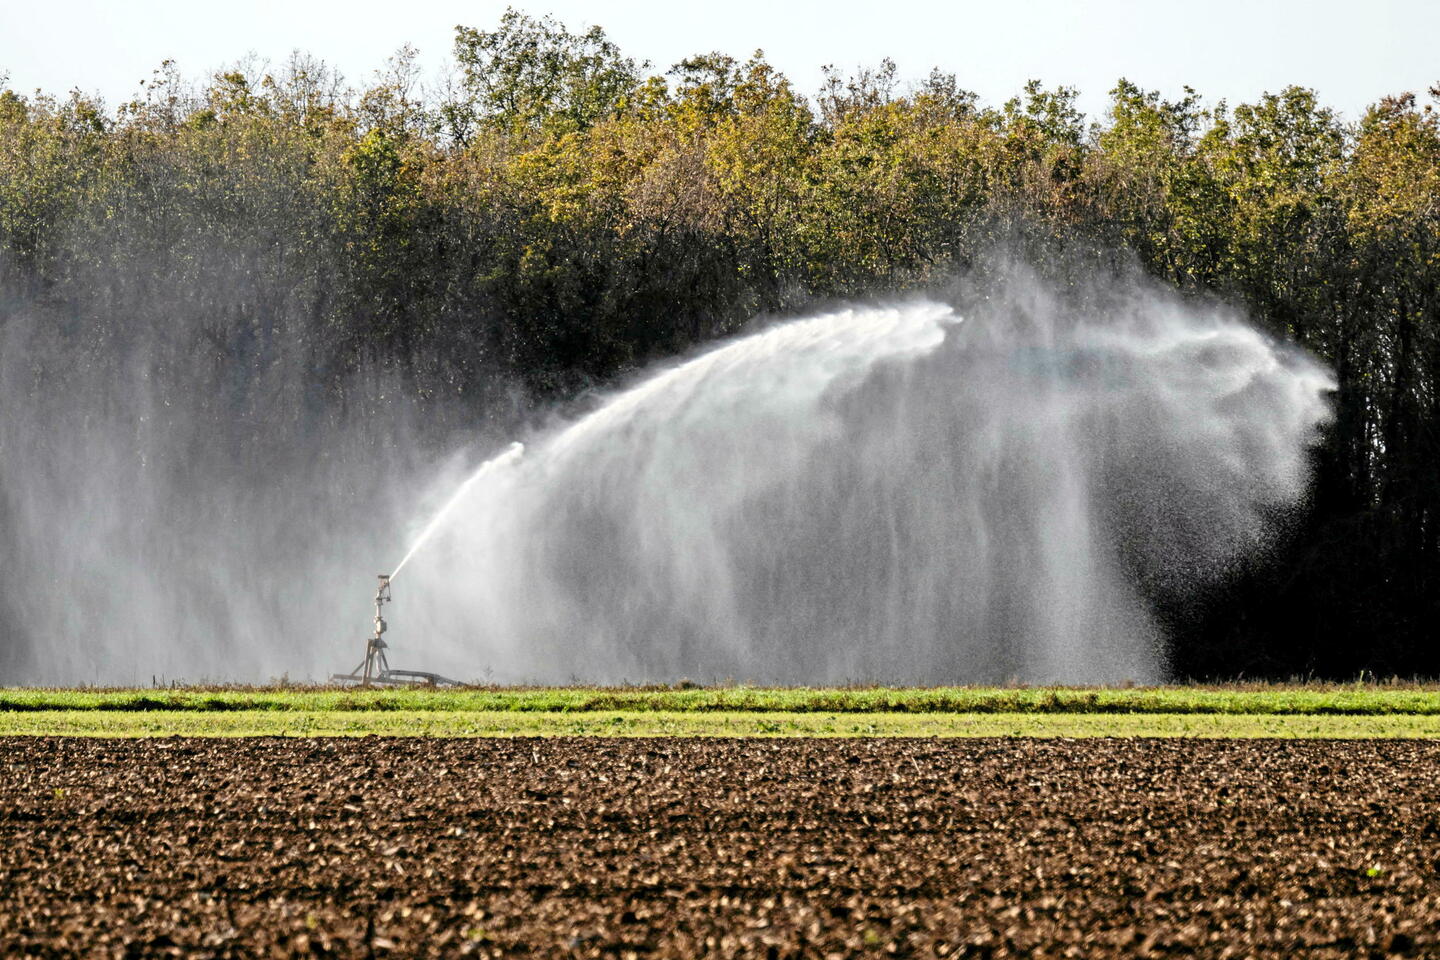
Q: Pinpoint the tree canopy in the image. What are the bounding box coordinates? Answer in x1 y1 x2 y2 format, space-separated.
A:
1 15 1438 678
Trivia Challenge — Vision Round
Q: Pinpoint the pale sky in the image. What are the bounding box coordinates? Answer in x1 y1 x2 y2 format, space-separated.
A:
2 0 1436 122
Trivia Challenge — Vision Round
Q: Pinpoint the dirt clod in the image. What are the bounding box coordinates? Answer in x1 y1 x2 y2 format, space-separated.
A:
1 737 1438 957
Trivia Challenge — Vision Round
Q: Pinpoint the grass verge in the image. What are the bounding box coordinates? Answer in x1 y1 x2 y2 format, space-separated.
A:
7 685 1440 715
6 710 1440 737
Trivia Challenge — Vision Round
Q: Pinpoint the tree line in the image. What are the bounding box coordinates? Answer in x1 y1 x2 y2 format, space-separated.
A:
1 9 1437 678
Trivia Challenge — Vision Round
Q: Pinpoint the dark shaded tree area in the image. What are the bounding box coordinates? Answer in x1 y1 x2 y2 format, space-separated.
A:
1 11 1437 678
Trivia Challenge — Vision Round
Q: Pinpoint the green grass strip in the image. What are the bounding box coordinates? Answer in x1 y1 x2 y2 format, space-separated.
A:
6 710 1440 738
6 686 1440 715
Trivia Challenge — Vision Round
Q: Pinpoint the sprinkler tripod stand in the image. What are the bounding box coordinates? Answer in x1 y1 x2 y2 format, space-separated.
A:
330 575 461 687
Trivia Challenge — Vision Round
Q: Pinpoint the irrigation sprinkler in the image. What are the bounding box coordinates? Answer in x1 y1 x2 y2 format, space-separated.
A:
330 574 460 687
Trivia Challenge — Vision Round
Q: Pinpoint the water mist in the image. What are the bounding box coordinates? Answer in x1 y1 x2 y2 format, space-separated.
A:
392 268 1334 685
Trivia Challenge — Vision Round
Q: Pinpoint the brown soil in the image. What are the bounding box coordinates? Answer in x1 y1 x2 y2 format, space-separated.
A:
1 737 1437 958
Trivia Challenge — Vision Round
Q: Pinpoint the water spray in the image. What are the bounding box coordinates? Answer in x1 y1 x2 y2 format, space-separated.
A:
387 292 1332 685
390 442 525 582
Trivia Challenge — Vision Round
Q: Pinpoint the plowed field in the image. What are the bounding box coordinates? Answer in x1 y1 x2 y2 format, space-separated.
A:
2 737 1437 957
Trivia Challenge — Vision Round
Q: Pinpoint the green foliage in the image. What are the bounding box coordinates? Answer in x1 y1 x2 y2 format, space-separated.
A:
1 12 1439 679
449 7 641 141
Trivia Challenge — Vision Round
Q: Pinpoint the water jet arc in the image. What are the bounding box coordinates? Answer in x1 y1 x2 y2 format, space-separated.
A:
392 284 1332 685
